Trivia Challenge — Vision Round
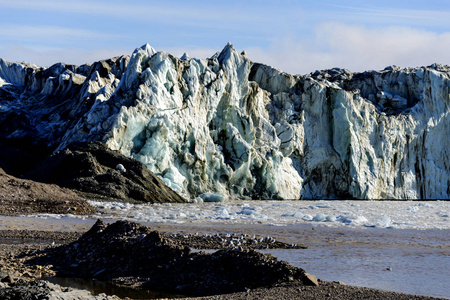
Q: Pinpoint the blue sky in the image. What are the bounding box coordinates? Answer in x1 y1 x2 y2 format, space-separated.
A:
0 0 449 74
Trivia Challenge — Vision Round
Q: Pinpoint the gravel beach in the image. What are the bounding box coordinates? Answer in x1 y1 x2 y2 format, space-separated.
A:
0 218 446 300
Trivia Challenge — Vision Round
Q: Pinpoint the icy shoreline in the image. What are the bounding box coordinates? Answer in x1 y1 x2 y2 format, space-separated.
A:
20 200 450 230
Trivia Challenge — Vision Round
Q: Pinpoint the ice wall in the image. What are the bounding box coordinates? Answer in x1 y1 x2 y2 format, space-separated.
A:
1 44 449 200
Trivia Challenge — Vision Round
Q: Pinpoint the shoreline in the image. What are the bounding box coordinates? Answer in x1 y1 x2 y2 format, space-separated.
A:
0 218 447 300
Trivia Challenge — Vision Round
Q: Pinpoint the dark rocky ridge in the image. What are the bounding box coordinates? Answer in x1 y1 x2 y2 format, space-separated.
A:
27 142 186 203
26 220 316 296
0 168 95 216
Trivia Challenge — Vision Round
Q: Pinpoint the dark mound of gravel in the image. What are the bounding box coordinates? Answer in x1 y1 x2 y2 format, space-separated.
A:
27 142 186 204
28 220 314 296
0 278 51 300
0 168 95 216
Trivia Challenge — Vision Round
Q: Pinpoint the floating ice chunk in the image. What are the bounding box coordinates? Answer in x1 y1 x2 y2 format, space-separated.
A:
219 208 230 219
325 215 336 222
407 206 419 212
313 214 327 222
199 192 228 202
238 207 256 215
281 212 304 218
272 203 293 207
436 211 449 218
378 216 391 227
371 216 391 228
189 197 204 203
250 214 268 221
342 215 368 225
415 202 434 208
302 214 313 221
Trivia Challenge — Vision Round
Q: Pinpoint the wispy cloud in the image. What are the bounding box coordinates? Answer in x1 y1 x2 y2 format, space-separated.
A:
0 0 274 31
0 44 133 66
0 25 118 42
332 4 450 18
1 20 449 75
246 23 450 74
326 5 450 29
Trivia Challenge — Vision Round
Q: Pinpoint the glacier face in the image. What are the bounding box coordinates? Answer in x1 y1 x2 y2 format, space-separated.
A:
0 44 449 200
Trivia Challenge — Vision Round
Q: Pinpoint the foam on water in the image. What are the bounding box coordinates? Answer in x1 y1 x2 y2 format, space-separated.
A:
62 200 450 230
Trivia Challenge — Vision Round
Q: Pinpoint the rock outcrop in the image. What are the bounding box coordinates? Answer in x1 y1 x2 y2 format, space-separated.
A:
27 142 186 203
28 220 311 296
1 45 449 199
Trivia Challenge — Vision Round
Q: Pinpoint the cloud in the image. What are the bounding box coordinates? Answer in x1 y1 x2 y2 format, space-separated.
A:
330 5 450 27
2 22 449 75
0 25 118 43
245 23 450 74
0 44 133 67
0 0 272 31
0 43 222 67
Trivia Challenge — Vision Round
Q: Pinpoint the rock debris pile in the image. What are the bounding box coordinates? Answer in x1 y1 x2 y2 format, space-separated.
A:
27 220 316 296
0 168 95 216
27 142 186 203
168 231 305 250
0 278 51 300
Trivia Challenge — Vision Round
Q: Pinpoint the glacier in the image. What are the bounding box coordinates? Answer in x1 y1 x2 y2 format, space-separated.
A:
0 43 450 200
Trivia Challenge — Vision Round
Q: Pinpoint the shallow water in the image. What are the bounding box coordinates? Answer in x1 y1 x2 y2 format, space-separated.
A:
159 223 450 299
0 200 449 298
264 243 449 299
44 277 183 299
0 238 56 245
260 225 450 299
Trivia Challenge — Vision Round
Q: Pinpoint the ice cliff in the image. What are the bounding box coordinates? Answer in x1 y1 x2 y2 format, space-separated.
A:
1 44 449 200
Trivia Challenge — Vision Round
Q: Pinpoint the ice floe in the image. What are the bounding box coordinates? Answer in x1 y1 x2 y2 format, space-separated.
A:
45 200 449 230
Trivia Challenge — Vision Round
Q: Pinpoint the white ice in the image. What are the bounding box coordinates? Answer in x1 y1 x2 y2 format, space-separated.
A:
30 200 448 230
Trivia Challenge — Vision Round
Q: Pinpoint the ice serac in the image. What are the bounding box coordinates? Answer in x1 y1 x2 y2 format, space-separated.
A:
0 45 450 200
101 43 303 199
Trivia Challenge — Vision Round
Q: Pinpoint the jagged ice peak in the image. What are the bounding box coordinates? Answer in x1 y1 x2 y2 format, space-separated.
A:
0 44 449 200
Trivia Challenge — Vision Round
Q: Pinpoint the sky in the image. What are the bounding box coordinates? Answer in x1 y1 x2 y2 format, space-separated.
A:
0 0 449 74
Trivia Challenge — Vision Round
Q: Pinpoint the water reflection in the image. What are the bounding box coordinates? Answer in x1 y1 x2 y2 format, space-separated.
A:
263 244 449 299
44 277 183 299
